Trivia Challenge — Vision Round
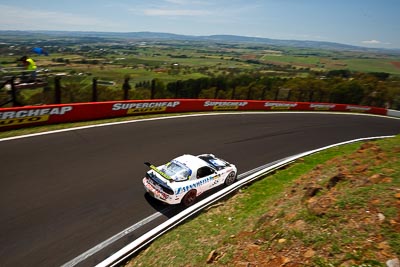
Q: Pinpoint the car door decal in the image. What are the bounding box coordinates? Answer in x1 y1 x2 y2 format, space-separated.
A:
175 176 214 195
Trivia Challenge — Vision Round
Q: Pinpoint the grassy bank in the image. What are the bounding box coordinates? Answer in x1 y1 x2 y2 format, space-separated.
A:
125 136 400 267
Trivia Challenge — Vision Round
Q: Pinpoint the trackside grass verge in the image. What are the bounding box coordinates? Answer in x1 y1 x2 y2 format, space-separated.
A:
124 136 400 267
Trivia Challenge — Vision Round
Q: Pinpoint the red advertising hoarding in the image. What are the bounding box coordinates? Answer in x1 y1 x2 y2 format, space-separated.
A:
0 99 388 131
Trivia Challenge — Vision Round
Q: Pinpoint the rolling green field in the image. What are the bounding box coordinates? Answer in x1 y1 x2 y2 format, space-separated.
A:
343 58 400 74
2 36 400 108
261 53 400 74
3 38 400 84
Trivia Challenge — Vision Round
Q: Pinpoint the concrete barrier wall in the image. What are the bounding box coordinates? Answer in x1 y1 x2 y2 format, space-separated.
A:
387 109 400 118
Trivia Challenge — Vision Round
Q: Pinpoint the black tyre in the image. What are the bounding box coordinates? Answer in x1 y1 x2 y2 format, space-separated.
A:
181 190 197 207
224 171 237 186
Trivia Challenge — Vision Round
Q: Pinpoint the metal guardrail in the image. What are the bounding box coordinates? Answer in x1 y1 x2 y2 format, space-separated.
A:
388 109 400 118
0 69 68 107
93 135 395 267
0 72 120 108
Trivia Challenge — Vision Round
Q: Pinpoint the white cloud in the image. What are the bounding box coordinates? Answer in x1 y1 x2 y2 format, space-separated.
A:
361 40 392 46
164 0 188 4
362 40 382 44
163 0 210 5
0 4 117 30
128 0 213 17
143 8 211 16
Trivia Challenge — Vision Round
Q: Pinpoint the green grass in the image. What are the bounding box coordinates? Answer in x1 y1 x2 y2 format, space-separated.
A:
261 54 321 65
343 58 400 74
260 54 400 74
127 143 361 266
126 136 400 266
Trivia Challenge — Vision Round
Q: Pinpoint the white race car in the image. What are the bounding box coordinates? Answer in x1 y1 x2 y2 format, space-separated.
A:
143 154 237 206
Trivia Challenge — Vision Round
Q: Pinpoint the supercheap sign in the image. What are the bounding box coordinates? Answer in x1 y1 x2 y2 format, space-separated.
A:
0 99 388 131
112 101 181 114
0 106 73 127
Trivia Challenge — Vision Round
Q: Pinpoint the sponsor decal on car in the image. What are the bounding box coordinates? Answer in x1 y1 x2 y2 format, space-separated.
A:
309 103 336 110
175 175 216 195
204 101 248 110
264 102 297 110
143 178 169 200
0 106 73 127
112 101 180 114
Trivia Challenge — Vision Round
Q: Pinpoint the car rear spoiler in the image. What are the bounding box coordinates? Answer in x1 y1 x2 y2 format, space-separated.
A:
144 162 174 182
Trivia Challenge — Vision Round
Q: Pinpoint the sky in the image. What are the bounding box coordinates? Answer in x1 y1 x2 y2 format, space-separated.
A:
0 0 399 49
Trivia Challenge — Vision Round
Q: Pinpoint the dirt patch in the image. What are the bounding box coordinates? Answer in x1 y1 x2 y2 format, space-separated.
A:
224 142 400 266
391 61 400 69
241 54 258 60
124 139 400 267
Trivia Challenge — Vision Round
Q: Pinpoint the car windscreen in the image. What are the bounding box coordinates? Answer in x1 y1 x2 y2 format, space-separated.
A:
162 161 191 181
209 158 228 167
198 155 229 170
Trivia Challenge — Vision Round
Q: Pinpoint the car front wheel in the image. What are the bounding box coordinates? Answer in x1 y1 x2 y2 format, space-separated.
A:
224 171 237 186
181 190 197 207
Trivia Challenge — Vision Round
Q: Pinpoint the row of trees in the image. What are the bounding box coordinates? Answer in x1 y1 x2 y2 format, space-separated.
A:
135 71 399 109
6 70 400 110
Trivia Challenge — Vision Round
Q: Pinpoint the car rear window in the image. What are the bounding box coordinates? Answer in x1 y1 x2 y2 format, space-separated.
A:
163 161 191 181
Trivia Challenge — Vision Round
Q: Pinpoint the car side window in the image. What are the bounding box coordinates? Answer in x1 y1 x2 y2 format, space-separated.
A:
196 166 215 179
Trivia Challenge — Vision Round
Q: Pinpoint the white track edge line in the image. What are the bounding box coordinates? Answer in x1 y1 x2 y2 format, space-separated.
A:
1 111 398 142
60 208 172 267
93 135 395 267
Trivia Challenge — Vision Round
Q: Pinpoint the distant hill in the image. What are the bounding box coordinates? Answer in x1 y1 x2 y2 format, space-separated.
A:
200 34 364 51
1 30 400 54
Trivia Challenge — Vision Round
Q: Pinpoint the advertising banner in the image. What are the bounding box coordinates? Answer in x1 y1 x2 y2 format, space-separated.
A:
0 99 389 131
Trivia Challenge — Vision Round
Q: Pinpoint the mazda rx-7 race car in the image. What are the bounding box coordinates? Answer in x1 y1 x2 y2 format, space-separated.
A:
143 154 237 206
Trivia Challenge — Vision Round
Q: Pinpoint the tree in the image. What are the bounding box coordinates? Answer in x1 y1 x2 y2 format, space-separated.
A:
330 80 365 104
326 69 351 78
152 79 169 99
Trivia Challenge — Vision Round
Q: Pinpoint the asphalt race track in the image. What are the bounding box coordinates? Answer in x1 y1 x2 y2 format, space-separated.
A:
1 112 399 267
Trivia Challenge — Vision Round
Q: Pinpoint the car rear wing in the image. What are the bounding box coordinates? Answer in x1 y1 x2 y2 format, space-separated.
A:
144 162 174 182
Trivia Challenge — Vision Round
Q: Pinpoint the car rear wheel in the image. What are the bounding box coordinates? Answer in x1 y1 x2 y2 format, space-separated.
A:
181 190 197 207
224 171 237 186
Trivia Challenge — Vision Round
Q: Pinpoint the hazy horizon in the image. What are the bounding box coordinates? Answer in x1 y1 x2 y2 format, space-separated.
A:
0 0 399 49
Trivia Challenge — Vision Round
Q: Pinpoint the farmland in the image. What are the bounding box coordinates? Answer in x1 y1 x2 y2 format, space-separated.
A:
1 31 400 108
